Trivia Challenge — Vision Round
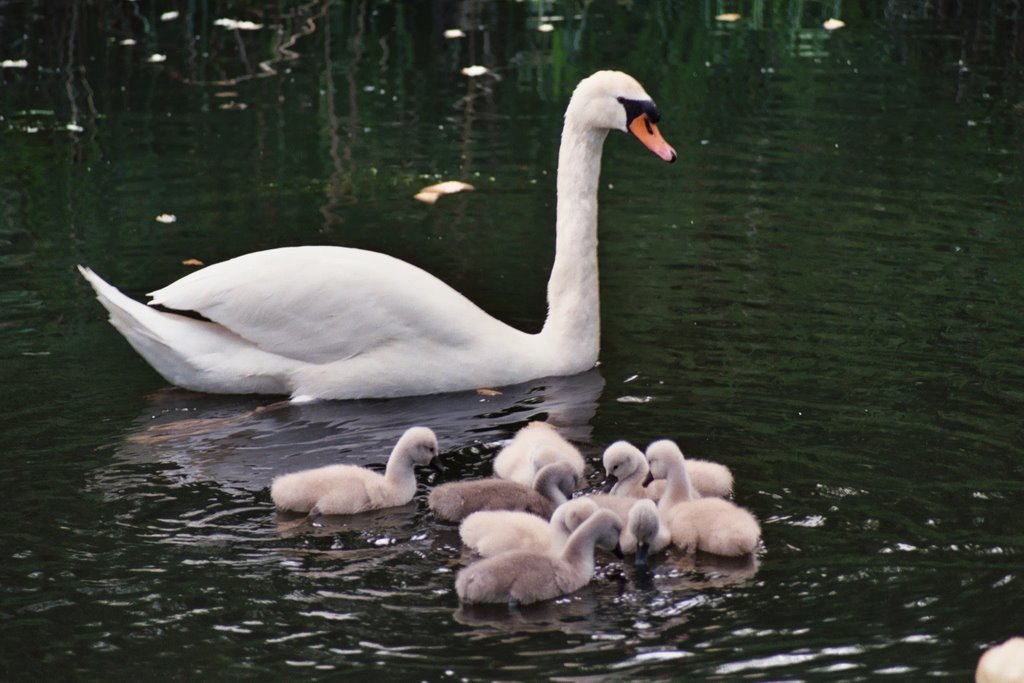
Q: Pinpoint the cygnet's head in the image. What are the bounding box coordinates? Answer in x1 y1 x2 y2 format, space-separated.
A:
587 509 625 554
533 461 580 500
627 499 661 567
551 497 600 535
643 439 686 485
600 440 646 493
566 70 676 162
396 426 443 472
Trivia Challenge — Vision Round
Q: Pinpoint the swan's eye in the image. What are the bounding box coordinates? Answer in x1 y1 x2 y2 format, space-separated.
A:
617 96 661 125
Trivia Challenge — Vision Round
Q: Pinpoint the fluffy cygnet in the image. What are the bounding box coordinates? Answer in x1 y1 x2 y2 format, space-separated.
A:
645 439 760 557
620 499 671 567
492 422 585 486
270 427 441 515
977 637 1024 683
601 440 733 500
455 509 623 605
429 461 579 523
459 497 599 557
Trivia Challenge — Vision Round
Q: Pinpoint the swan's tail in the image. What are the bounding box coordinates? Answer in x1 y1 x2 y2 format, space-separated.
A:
77 266 288 394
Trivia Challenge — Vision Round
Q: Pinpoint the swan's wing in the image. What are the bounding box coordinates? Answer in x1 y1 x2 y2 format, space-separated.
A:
147 246 507 364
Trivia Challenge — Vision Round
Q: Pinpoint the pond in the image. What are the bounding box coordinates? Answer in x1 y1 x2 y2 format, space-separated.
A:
2 1 1023 680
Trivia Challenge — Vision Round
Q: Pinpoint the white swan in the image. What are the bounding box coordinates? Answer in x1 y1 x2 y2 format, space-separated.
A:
76 70 675 401
269 427 440 515
977 637 1024 683
645 440 760 557
458 497 599 557
601 440 733 500
491 422 585 486
455 509 623 605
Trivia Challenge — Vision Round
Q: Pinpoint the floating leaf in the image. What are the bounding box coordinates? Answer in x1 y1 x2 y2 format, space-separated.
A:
460 65 489 77
443 29 465 39
476 388 502 396
181 258 204 267
823 18 845 31
160 11 179 21
155 214 177 223
214 91 239 98
414 180 475 204
147 53 167 63
715 13 742 22
1 59 28 68
214 18 264 31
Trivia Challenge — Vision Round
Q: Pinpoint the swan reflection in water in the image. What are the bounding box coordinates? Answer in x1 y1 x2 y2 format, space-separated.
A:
105 369 605 492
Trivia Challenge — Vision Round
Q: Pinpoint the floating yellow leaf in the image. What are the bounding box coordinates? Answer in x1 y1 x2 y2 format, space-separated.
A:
181 258 204 267
715 13 741 22
823 18 845 31
476 388 502 396
460 65 489 77
414 180 475 204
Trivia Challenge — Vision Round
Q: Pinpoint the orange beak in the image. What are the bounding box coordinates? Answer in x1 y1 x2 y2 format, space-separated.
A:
629 114 677 163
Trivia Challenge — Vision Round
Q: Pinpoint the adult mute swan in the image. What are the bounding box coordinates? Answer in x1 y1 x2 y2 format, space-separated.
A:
77 70 676 401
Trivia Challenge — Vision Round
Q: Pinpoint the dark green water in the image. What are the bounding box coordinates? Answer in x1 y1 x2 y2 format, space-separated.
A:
2 1 1023 680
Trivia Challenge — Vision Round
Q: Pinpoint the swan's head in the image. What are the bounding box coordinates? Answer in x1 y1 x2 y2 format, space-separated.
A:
600 440 646 493
586 509 626 556
396 426 443 472
627 499 661 567
567 70 677 162
533 461 580 500
643 439 686 485
550 497 599 535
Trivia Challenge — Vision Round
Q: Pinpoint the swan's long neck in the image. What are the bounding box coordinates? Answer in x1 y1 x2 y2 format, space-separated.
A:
660 457 698 510
383 452 416 497
539 116 608 370
560 523 599 578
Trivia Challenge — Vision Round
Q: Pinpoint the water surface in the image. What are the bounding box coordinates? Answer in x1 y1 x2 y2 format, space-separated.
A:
2 1 1023 680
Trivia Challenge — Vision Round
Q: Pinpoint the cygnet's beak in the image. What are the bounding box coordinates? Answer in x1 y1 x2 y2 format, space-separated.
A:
612 543 625 560
629 114 677 163
429 457 446 473
600 474 618 494
641 472 655 488
634 542 650 568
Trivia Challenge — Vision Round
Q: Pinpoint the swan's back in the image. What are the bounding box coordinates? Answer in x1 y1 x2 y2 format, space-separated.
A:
429 478 556 523
492 422 585 485
271 464 384 514
459 511 554 556
666 497 761 557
